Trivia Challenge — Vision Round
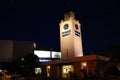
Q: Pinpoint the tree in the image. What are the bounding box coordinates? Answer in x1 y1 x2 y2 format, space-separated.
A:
19 53 40 76
105 45 120 76
24 53 39 64
106 45 120 62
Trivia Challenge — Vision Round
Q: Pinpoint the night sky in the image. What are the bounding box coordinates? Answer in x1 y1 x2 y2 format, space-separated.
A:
0 0 120 56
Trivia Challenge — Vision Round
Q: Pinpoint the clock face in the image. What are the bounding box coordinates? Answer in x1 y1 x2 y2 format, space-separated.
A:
75 24 79 30
63 24 69 30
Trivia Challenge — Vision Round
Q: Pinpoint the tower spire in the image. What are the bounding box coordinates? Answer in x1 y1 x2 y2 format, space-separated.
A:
64 11 75 21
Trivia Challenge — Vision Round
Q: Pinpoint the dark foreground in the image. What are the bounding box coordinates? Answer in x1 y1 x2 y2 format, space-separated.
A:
26 75 120 80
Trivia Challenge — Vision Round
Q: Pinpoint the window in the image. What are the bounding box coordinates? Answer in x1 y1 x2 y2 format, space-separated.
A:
81 62 87 69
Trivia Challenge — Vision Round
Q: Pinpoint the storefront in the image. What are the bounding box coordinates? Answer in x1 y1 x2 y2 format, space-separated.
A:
62 65 73 77
41 54 107 78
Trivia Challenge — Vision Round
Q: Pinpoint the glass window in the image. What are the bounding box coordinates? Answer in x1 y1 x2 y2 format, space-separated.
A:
47 66 50 77
81 62 87 69
62 65 73 78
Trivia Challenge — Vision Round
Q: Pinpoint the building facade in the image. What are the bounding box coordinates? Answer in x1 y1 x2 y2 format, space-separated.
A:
42 55 107 78
41 11 107 79
0 40 35 62
59 11 83 59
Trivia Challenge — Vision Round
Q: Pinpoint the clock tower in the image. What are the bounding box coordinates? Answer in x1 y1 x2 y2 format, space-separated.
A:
59 11 83 60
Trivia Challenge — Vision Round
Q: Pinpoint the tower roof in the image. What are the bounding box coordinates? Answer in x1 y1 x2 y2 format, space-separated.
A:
64 11 75 21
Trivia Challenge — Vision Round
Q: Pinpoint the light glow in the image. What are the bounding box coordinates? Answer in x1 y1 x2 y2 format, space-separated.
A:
34 50 61 58
34 50 50 58
81 62 87 69
34 43 36 48
52 51 61 58
39 59 51 62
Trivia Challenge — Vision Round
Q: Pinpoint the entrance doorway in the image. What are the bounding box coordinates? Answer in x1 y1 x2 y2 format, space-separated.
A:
62 65 73 78
47 65 50 77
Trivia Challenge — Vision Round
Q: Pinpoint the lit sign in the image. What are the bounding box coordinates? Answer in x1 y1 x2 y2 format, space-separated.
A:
75 30 80 37
34 50 50 58
34 50 61 58
52 51 61 58
62 30 71 37
39 59 51 62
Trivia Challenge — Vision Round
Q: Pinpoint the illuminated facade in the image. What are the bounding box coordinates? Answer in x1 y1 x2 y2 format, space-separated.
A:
41 11 107 79
59 11 83 60
34 50 61 62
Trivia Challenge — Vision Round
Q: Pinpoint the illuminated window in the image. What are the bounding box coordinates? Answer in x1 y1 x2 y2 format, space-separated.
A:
81 62 87 69
34 50 61 59
52 51 61 58
47 65 50 77
34 68 42 75
34 50 50 58
62 65 73 78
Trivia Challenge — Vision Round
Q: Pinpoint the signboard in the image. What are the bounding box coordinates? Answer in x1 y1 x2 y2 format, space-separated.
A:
34 50 50 58
34 50 61 58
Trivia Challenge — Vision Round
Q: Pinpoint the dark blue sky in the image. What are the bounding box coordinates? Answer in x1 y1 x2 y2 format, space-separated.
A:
0 0 120 56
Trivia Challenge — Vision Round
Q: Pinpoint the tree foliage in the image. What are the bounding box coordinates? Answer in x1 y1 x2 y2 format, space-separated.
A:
18 53 40 76
24 53 39 64
106 45 120 62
